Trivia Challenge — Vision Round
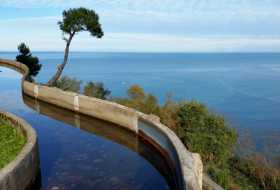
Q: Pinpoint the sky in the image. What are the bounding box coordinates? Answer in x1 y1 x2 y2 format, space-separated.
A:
0 0 280 52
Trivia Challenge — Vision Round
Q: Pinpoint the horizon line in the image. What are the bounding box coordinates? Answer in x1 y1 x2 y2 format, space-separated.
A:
1 51 280 54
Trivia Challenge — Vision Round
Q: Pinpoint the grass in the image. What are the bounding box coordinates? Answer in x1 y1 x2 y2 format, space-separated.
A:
0 119 26 169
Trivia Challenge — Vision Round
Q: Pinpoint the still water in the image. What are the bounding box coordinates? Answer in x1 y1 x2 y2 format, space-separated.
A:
0 67 172 189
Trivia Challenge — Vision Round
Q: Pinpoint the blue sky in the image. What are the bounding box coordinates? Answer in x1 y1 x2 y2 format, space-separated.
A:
0 0 280 52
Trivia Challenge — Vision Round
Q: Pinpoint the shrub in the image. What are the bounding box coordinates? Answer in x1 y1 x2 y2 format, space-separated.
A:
16 43 41 82
116 85 160 115
55 76 81 93
177 101 237 166
127 85 145 100
83 81 110 100
158 94 181 132
208 164 231 189
276 156 280 169
230 155 280 190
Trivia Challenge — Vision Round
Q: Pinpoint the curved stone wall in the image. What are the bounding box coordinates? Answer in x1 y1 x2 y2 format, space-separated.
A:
138 113 203 189
0 111 39 190
0 58 207 190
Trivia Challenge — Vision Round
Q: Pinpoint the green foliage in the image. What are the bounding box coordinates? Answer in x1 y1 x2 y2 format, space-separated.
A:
229 160 261 190
116 86 237 168
158 94 181 131
55 76 81 93
276 156 280 169
208 164 231 189
176 101 237 189
127 85 145 100
16 43 41 82
0 119 26 168
84 81 110 100
54 76 111 100
115 85 160 115
177 101 237 166
59 7 103 38
230 155 280 190
115 85 239 189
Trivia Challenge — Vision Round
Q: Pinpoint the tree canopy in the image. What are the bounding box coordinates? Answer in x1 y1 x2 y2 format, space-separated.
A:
16 43 41 82
177 101 237 165
84 82 111 100
58 7 103 40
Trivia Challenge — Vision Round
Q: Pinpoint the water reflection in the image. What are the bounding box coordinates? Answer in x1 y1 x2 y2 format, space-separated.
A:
23 94 176 190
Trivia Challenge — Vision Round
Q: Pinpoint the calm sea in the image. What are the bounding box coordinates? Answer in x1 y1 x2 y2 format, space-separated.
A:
1 52 280 160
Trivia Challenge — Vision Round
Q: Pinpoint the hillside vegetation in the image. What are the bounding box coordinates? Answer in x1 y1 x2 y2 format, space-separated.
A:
55 77 280 190
115 85 280 190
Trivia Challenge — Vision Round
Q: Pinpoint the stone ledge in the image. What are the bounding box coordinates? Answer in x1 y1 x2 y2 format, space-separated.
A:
0 111 40 190
138 113 203 190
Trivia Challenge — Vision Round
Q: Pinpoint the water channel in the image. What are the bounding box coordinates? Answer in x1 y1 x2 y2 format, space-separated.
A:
0 66 175 190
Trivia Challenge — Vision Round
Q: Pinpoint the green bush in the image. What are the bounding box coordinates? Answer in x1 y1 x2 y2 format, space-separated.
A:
230 155 280 190
177 101 237 166
116 85 160 115
83 81 110 100
16 43 41 82
208 164 231 189
127 85 145 100
176 101 237 188
116 86 237 167
158 94 181 132
55 76 81 93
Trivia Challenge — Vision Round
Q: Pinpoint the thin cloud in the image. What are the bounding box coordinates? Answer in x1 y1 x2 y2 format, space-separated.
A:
1 28 280 52
0 16 59 23
0 1 280 52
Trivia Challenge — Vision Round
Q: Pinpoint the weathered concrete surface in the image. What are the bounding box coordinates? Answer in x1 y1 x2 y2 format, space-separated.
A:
0 112 39 190
139 113 203 190
78 94 138 132
24 83 139 132
0 58 213 190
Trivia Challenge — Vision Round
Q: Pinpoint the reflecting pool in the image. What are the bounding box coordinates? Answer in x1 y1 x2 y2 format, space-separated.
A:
0 67 173 190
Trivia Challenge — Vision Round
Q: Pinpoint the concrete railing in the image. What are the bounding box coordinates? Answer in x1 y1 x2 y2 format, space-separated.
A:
0 58 210 190
138 113 203 189
0 111 40 190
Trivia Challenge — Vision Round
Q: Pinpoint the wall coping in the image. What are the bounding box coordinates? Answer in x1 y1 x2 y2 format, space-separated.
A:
0 58 223 190
0 111 39 190
138 112 203 189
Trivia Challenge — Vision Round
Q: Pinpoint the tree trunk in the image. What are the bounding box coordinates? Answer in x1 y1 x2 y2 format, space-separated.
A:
47 34 74 86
